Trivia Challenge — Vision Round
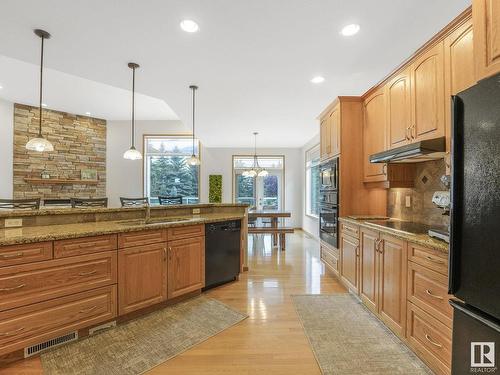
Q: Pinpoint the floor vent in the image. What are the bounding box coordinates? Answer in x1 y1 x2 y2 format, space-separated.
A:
24 331 78 358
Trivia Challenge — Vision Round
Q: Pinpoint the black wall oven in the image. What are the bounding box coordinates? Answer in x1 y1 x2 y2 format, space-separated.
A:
319 158 339 248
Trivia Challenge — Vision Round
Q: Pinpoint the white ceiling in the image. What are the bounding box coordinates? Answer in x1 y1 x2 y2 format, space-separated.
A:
0 0 471 147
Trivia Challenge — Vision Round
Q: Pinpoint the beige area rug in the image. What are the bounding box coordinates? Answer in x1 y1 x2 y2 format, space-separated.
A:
41 296 247 375
292 294 432 375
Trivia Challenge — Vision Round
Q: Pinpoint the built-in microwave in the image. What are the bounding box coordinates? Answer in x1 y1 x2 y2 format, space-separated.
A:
320 158 338 190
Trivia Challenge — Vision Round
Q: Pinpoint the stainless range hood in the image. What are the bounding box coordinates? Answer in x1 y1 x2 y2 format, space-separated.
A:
370 137 446 163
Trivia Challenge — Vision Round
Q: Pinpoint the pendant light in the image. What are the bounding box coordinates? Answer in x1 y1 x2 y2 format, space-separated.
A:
242 132 268 177
123 62 142 160
187 85 201 166
26 29 54 152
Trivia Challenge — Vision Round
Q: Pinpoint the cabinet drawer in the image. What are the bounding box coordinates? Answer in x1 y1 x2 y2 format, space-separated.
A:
407 302 452 375
341 222 359 239
0 285 117 356
167 224 204 241
321 243 339 259
0 242 53 268
408 243 448 275
0 252 117 312
118 229 167 248
54 234 117 258
321 246 339 273
408 262 453 328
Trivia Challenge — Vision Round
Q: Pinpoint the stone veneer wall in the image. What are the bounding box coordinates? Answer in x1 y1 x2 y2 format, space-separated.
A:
388 159 449 227
13 104 106 199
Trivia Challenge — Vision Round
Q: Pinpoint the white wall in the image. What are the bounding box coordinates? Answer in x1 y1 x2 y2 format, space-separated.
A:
301 133 320 238
0 99 14 198
106 120 188 207
201 147 303 228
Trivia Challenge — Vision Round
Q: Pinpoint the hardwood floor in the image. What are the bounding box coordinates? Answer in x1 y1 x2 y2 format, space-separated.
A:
0 231 346 375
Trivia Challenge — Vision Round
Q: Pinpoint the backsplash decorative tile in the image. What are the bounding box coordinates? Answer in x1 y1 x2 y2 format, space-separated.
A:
388 159 449 227
13 104 106 200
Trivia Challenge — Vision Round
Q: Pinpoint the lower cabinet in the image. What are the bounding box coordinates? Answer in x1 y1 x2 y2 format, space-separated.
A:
320 243 339 276
340 232 359 294
167 236 205 299
118 243 168 315
359 227 379 313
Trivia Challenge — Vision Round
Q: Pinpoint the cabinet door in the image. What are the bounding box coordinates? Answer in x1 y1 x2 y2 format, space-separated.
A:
167 236 205 299
378 235 407 337
363 89 387 182
386 68 412 149
340 234 359 294
473 0 500 81
411 42 445 142
359 228 379 313
330 105 341 157
320 118 328 159
118 243 167 315
444 17 475 174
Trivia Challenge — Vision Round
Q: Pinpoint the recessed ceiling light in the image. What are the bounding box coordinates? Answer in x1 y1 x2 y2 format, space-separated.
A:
0 85 3 89
41 103 47 107
341 24 360 36
311 76 325 84
180 20 199 33
85 111 91 116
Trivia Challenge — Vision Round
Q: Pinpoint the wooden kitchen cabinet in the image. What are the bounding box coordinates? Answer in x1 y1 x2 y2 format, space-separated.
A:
118 243 167 315
319 117 330 160
410 41 446 142
340 232 359 294
167 236 205 299
444 16 475 174
378 234 407 338
363 89 387 182
473 0 500 81
386 68 412 149
359 227 379 313
319 103 340 160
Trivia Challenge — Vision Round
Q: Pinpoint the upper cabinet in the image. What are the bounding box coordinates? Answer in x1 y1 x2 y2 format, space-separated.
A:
386 68 412 149
319 103 340 160
363 89 386 182
410 42 446 142
473 0 500 81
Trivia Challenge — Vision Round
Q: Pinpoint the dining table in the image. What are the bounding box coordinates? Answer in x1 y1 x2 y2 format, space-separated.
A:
248 210 292 246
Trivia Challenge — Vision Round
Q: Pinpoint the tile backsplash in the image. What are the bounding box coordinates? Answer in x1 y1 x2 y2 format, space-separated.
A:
388 159 449 227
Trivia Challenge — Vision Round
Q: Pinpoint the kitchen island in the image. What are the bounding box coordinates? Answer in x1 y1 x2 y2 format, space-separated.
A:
0 204 248 363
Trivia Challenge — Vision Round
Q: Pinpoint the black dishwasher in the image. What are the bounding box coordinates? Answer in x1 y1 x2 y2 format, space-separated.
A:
203 220 241 290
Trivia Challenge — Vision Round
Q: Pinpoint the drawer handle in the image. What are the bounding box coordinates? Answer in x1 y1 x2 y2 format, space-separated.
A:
425 289 444 300
78 270 97 277
0 252 24 259
0 327 25 337
425 256 444 264
0 283 26 292
79 306 98 314
425 334 443 348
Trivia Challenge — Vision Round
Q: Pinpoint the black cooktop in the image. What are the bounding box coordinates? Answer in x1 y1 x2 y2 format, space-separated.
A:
368 220 432 235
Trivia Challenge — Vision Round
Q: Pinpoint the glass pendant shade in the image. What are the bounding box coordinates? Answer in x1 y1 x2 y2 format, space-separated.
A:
123 146 142 160
247 170 258 177
258 169 269 177
26 135 54 152
187 154 201 166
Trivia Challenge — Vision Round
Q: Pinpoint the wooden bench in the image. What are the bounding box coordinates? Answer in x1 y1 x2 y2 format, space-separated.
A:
248 227 294 251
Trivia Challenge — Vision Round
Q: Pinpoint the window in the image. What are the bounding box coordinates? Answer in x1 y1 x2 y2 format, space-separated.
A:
305 145 320 217
143 136 200 204
233 156 284 210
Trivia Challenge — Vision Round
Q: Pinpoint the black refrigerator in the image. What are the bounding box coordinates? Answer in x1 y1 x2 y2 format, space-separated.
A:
450 72 500 374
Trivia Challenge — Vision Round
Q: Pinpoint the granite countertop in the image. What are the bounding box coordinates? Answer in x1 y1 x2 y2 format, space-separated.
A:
0 213 245 246
0 203 249 218
339 217 449 254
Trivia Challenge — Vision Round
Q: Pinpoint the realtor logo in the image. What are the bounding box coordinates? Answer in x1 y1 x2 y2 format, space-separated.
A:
471 342 495 368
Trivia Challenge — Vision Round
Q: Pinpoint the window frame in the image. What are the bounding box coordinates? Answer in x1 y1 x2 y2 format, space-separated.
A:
142 134 201 203
305 144 320 219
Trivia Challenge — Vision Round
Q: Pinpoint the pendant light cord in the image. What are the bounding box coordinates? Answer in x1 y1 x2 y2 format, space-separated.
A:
191 86 196 154
38 35 44 137
131 66 135 148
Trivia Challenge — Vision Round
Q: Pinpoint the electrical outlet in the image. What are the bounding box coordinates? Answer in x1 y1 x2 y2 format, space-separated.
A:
5 218 23 228
192 208 201 214
405 196 411 208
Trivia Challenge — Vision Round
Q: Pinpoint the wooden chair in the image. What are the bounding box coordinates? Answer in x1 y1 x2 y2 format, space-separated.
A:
158 196 183 205
0 198 41 210
43 198 72 207
70 198 108 208
120 197 149 207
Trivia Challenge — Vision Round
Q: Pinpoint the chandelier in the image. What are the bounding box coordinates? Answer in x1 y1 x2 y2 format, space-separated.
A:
242 132 268 177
